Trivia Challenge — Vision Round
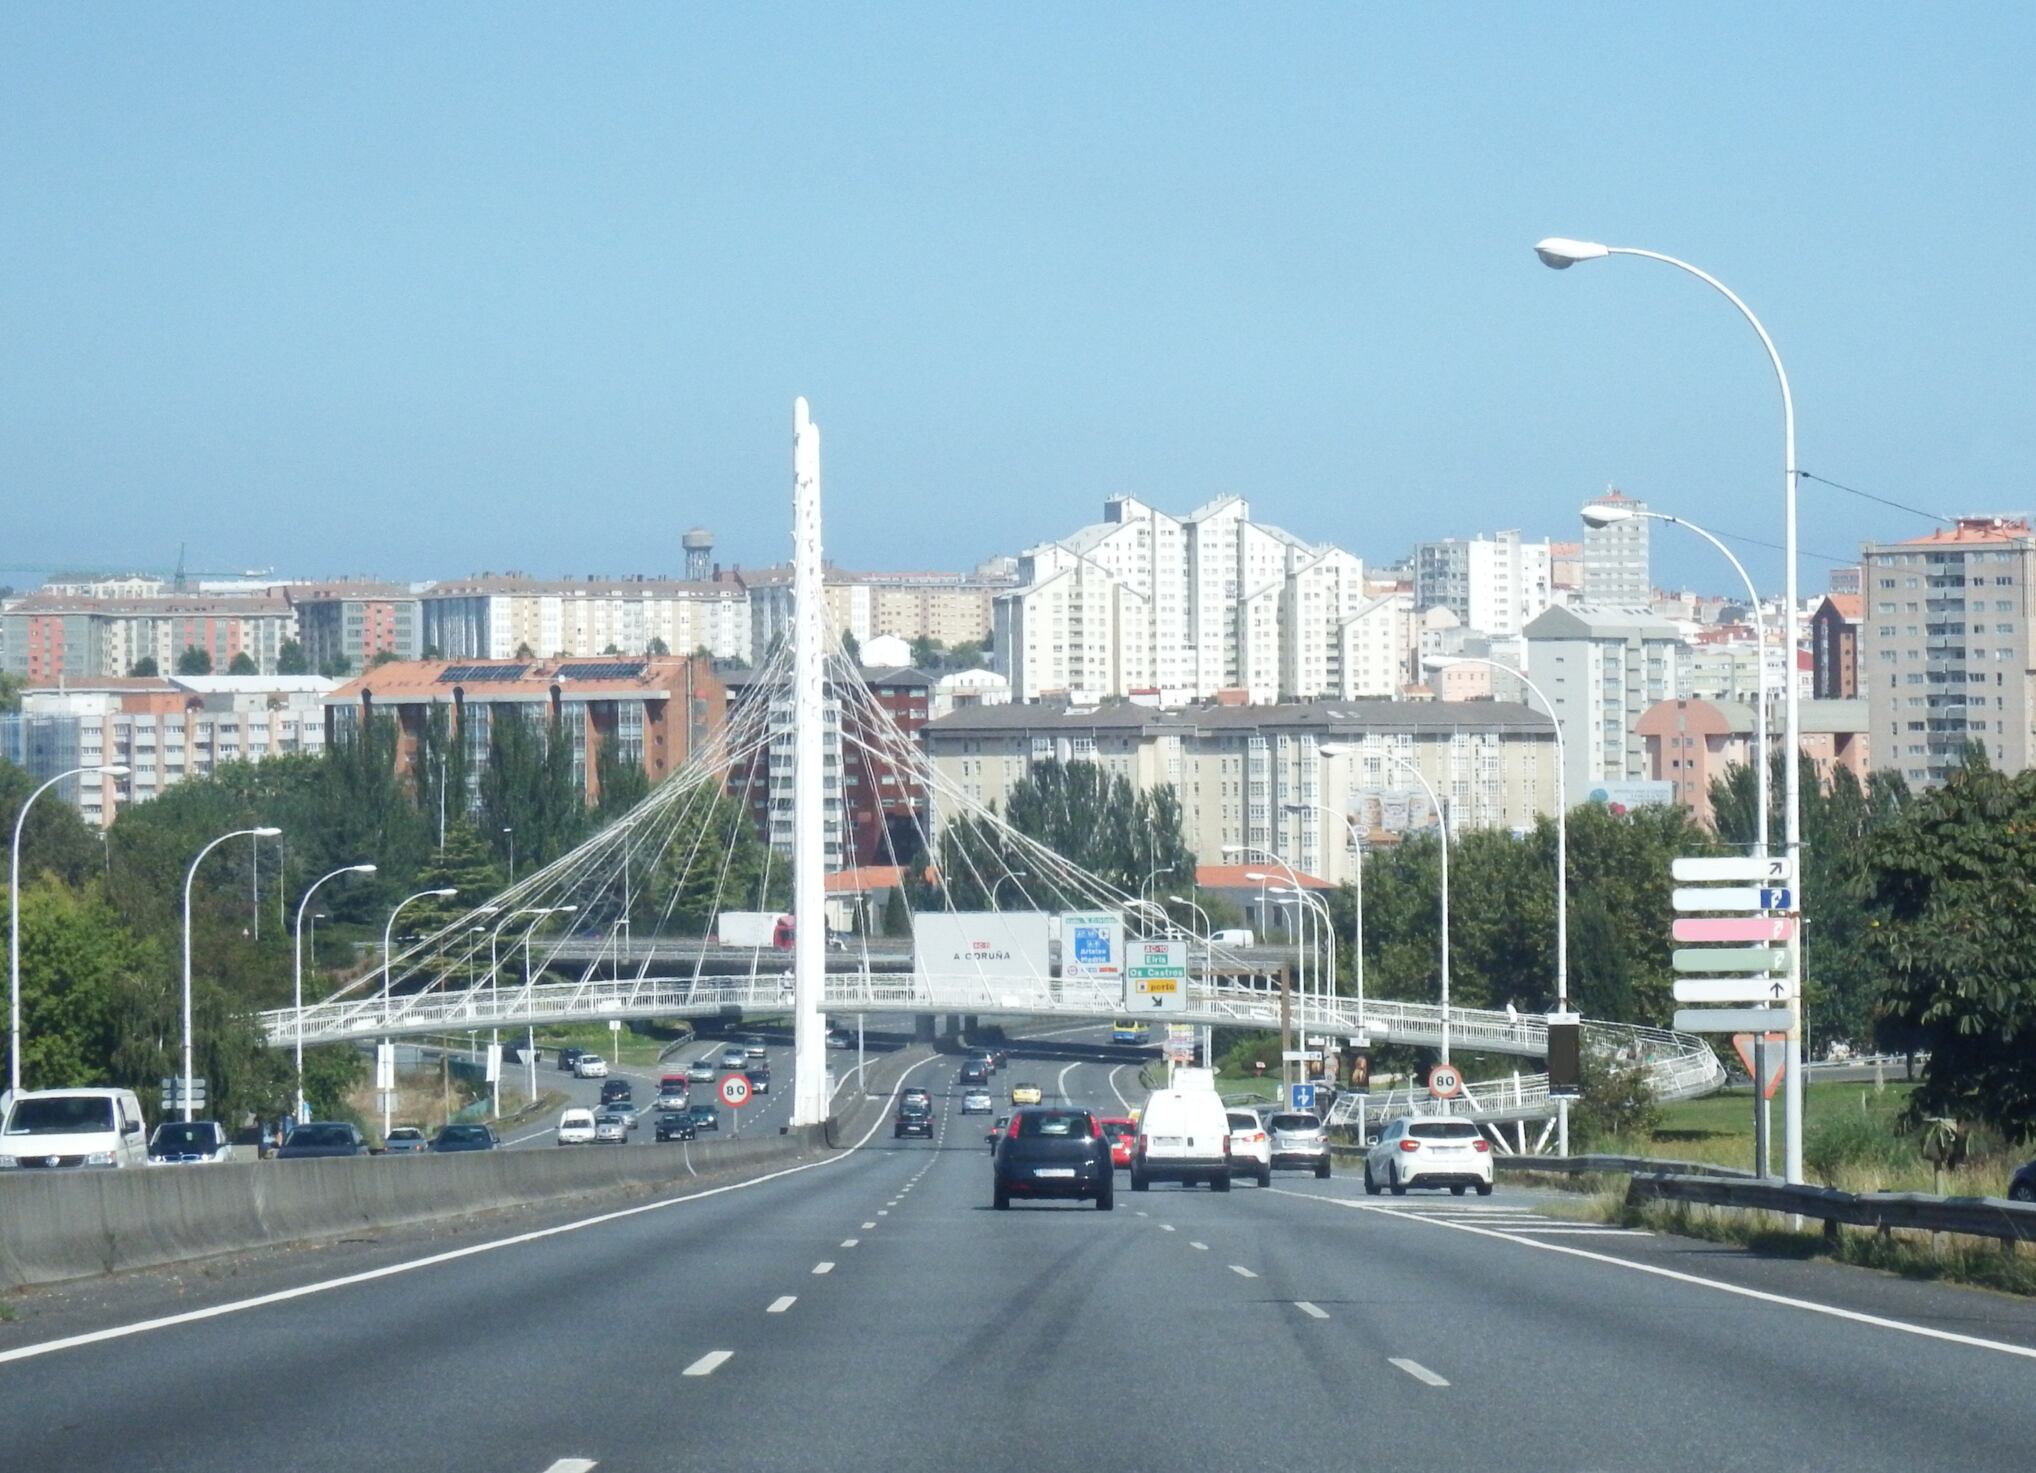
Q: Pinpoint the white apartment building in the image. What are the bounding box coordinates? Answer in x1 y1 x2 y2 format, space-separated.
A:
1523 603 1683 801
7 675 338 825
923 700 1559 888
745 563 1014 663
1334 592 1416 698
1414 530 1554 638
421 577 753 663
994 495 1368 704
1582 489 1652 606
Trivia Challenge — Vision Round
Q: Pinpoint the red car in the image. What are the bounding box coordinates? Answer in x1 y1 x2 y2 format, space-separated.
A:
1097 1116 1136 1169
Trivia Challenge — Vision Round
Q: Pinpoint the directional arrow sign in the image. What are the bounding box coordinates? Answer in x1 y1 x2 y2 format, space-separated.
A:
1672 856 1795 885
1675 1006 1795 1036
1674 977 1799 1004
1127 939 1187 1013
1672 947 1789 974
1673 917 1796 944
1673 887 1784 913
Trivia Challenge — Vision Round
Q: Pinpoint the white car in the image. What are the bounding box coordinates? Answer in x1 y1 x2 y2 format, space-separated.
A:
960 1090 993 1115
1364 1117 1493 1196
556 1108 596 1145
688 1057 718 1084
573 1054 609 1079
1224 1110 1272 1188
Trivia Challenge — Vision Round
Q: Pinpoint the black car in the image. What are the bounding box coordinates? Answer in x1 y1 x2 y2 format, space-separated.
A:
599 1078 633 1105
431 1124 498 1152
656 1110 698 1142
895 1100 935 1140
993 1107 1113 1210
2011 1159 2036 1202
745 1067 771 1095
556 1046 585 1074
276 1122 367 1159
958 1062 988 1085
686 1104 720 1133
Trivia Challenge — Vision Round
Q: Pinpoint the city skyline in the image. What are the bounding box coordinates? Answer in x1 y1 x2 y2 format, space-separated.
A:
6 9 2031 594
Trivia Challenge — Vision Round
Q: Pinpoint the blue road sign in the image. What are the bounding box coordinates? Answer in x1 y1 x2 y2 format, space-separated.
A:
1289 1082 1316 1112
1759 888 1794 911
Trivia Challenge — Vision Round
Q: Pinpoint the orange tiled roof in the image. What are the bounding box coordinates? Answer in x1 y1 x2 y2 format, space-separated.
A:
1196 863 1333 891
1896 516 2032 546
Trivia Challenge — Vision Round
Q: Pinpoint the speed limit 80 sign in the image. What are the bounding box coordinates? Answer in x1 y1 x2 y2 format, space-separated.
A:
719 1073 752 1109
1427 1064 1464 1100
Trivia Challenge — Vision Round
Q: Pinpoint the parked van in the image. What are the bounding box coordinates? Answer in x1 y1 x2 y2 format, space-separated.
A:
1209 928 1254 947
0 1087 148 1170
1131 1078 1233 1193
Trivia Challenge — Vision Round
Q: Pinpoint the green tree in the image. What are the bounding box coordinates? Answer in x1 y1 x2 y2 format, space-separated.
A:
319 654 353 678
176 646 213 675
477 708 585 878
947 638 986 669
909 635 943 669
840 630 861 664
1568 1040 1662 1146
367 650 401 669
646 636 670 656
0 759 105 888
406 822 501 938
127 655 159 677
1868 760 2036 1141
227 651 259 675
2 879 129 1090
419 644 444 660
937 761 1195 909
275 639 309 675
643 790 784 932
514 641 536 660
883 886 910 938
0 671 22 712
595 744 651 824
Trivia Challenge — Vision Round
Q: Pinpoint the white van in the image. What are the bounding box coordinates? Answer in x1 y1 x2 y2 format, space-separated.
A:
0 1087 149 1170
1210 928 1254 947
1132 1079 1234 1192
556 1108 597 1146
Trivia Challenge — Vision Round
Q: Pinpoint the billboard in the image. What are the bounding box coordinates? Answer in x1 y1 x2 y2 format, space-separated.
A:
913 911 1054 1002
1060 910 1124 984
1586 780 1673 814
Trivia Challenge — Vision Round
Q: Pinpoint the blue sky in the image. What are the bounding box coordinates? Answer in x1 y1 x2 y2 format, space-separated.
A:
3 5 2031 596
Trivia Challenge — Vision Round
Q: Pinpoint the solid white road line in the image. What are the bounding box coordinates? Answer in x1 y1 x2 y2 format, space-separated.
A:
1294 1301 1329 1319
1389 1357 1449 1387
1056 1059 1081 1099
0 1047 957 1367
812 1261 835 1275
683 1351 733 1377
541 1460 598 1473
1270 1189 2036 1365
1229 1265 1258 1279
767 1296 796 1314
1108 1064 1132 1114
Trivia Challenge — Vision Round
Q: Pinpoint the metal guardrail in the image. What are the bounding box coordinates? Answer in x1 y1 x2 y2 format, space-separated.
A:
1494 1153 1755 1179
1625 1171 2036 1247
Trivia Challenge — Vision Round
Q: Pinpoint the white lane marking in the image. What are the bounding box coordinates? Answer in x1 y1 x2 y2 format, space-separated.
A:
1135 1211 1148 1218
1230 1265 1257 1279
1189 1241 1209 1251
1108 1064 1132 1114
812 1261 835 1275
1390 1357 1449 1387
877 1209 889 1216
542 1460 598 1473
861 1221 876 1230
840 1238 859 1248
0 1046 956 1367
1269 1190 2036 1365
766 1296 796 1314
1509 1227 1654 1236
1159 1224 1176 1233
683 1350 733 1377
1295 1301 1329 1319
1056 1059 1081 1099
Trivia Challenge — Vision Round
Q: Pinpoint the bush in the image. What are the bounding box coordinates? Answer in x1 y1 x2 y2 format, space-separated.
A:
1569 1047 1661 1147
1804 1108 1913 1181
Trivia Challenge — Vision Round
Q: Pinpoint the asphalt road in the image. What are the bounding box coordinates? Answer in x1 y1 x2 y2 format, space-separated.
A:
4 1026 2034 1472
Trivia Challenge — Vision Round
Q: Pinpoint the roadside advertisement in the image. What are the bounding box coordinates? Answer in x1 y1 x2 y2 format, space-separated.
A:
913 911 1053 1000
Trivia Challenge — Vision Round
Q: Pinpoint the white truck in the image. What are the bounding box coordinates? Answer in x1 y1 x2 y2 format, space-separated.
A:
717 911 794 949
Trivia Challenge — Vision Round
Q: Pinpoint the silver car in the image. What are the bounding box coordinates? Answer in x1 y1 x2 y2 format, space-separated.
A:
593 1113 629 1145
1266 1111 1332 1178
960 1089 994 1115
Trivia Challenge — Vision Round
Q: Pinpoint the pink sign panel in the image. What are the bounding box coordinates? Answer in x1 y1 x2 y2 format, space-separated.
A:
1673 916 1797 943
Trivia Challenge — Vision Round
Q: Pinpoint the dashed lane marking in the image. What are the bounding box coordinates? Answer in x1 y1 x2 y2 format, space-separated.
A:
1390 1357 1449 1387
683 1351 733 1377
540 1461 597 1473
841 1238 859 1248
861 1221 876 1229
1159 1224 1176 1233
813 1261 835 1275
767 1296 796 1314
1189 1241 1209 1251
1230 1265 1257 1279
1294 1301 1329 1319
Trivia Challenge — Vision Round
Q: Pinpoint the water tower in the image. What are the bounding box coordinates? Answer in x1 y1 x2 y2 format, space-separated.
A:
683 527 714 581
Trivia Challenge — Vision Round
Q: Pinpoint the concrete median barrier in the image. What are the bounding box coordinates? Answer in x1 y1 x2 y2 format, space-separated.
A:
0 1124 831 1291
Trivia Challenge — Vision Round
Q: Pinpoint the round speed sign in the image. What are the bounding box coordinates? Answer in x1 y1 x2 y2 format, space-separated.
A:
719 1073 752 1109
1427 1064 1464 1100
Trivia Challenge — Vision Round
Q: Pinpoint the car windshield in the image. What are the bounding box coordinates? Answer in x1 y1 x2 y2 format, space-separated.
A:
291 1124 353 1147
1226 1113 1260 1130
1409 1121 1480 1139
689 1107 714 1118
1100 1121 1133 1140
1268 1114 1321 1132
389 1128 423 1140
1018 1111 1092 1138
6 1097 115 1135
150 1123 216 1152
439 1127 488 1144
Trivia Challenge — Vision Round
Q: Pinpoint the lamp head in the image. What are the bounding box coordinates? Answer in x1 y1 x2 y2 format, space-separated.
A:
98 763 131 777
1421 655 1459 674
1581 502 1636 529
253 826 282 838
431 887 457 898
1245 870 1270 882
1534 236 1610 269
1317 743 1349 758
350 863 378 875
1166 894 1190 905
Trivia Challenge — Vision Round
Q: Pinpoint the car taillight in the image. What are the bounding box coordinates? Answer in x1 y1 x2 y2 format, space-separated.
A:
1473 1140 1491 1153
1137 1134 1148 1154
1398 1139 1421 1152
1220 1134 1230 1156
1006 1116 1023 1140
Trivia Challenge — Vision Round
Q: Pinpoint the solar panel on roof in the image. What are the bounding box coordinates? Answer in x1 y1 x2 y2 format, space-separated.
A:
435 664 529 683
555 661 647 680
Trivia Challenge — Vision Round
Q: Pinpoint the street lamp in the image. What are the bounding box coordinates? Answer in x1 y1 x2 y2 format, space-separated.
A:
10 762 127 1093
502 827 515 885
380 886 457 1137
1419 657 1571 1149
1539 235 1805 1183
492 904 573 1112
1227 844 1307 1090
1580 503 1771 858
1283 799 1366 1039
1140 862 1176 913
182 825 281 1122
1370 753 1452 1062
292 862 376 1122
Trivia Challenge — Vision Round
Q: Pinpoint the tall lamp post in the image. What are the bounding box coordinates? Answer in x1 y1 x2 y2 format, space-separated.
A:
1537 235 1804 1183
1168 892 1216 1067
1421 657 1571 1151
291 862 376 1122
1226 845 1306 1092
1579 504 1771 859
1283 798 1367 1040
1388 753 1452 1063
11 762 127 1093
183 825 281 1121
506 904 576 1107
380 886 457 1137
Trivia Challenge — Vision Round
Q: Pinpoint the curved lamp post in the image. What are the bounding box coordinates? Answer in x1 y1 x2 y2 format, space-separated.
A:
183 825 281 1121
292 862 376 1121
